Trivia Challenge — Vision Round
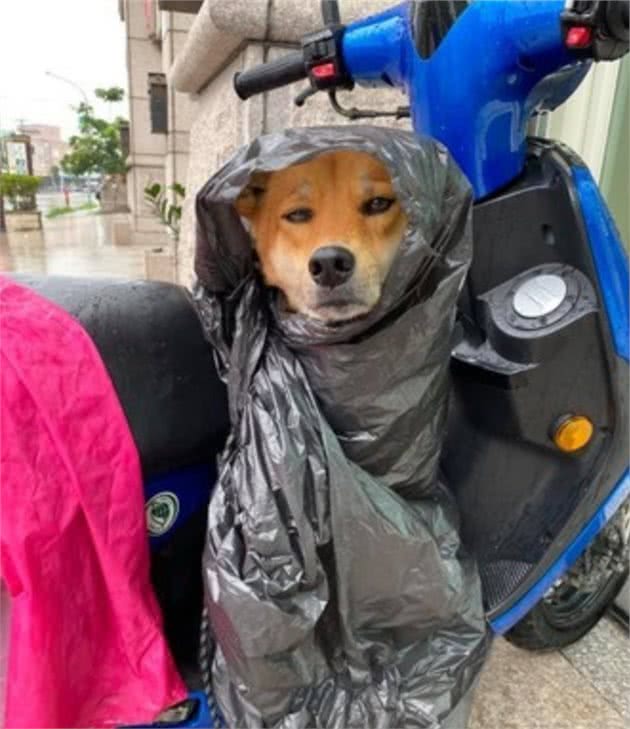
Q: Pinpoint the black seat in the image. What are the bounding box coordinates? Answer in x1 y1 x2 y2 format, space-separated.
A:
11 275 229 478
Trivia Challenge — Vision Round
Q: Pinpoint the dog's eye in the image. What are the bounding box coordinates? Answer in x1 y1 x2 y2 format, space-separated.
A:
283 208 314 223
361 197 395 216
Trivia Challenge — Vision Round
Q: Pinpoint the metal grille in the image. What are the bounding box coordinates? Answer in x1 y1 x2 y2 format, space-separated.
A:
480 560 534 611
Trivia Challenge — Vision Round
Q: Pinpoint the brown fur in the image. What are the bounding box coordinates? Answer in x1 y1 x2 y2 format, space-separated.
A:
235 150 407 323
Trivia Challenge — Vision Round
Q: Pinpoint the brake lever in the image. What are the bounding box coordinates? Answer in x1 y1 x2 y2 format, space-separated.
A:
327 90 411 120
294 86 319 107
293 0 411 121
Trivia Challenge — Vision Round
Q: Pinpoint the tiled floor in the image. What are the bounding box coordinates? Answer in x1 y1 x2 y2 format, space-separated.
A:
2 212 629 729
470 617 629 729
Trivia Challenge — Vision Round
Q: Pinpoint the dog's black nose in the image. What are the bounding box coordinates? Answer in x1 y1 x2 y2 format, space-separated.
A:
308 246 355 288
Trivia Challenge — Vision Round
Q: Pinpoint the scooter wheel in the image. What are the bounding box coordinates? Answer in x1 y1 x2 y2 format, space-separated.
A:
506 501 629 651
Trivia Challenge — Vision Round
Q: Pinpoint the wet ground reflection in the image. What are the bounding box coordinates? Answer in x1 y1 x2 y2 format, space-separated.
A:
0 212 148 280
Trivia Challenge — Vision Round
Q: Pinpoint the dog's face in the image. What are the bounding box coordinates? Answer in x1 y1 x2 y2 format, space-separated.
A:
235 150 407 323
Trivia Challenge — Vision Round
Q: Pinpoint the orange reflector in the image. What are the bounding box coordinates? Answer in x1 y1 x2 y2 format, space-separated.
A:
553 415 594 452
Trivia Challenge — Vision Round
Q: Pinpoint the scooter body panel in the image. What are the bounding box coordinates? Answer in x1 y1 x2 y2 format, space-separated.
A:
442 140 628 628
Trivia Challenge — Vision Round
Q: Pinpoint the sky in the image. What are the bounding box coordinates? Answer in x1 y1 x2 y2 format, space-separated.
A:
0 0 129 140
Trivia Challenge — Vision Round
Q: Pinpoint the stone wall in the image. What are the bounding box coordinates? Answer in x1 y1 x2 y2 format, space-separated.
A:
176 45 264 283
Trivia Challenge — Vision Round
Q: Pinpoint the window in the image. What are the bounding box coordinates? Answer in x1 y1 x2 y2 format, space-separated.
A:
148 73 168 134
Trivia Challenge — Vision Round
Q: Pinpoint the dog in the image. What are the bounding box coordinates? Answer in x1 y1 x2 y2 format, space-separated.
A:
235 150 407 323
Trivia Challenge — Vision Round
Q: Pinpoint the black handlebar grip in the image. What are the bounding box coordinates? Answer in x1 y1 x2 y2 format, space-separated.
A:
234 51 307 100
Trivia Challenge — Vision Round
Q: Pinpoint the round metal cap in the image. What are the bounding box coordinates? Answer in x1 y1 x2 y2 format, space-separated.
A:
513 274 568 319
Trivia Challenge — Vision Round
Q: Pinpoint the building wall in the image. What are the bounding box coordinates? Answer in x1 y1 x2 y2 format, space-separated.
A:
161 11 194 205
544 62 621 183
123 0 169 245
541 60 626 246
122 0 194 249
18 124 68 178
599 57 629 247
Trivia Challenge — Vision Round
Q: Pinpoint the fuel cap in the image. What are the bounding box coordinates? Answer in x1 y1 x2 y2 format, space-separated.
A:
512 274 567 319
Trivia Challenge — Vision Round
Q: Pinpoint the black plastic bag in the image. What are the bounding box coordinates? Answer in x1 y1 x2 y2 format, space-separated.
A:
194 126 488 728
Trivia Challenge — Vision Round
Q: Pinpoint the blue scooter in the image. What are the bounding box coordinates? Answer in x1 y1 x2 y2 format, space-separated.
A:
17 0 629 725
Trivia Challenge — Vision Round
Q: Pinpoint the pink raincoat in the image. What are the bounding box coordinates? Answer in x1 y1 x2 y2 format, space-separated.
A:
0 277 187 727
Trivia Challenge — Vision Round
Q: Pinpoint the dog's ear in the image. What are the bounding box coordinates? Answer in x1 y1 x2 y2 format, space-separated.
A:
235 172 268 221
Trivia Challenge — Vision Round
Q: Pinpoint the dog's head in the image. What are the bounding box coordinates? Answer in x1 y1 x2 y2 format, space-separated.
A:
235 150 407 323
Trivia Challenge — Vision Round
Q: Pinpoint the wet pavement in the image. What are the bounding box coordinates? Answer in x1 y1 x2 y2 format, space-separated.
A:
0 210 147 280
0 209 628 728
470 618 629 729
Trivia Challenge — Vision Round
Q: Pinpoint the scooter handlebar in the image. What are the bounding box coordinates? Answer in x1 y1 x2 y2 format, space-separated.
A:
234 51 307 100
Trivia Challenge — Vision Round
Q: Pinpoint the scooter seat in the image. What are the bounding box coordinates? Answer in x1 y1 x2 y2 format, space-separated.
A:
10 274 229 478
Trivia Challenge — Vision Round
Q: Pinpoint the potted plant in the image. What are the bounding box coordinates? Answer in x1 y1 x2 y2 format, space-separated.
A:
144 182 185 242
142 181 186 282
0 173 43 231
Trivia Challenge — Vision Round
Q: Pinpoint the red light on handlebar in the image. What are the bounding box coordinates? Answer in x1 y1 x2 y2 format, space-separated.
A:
566 26 593 49
312 63 336 79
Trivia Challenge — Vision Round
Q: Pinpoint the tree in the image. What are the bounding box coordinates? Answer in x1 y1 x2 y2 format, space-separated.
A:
61 86 127 177
0 173 42 211
95 87 125 103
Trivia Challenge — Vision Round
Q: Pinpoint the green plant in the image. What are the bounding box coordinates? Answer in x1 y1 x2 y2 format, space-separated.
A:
0 173 42 211
144 182 186 241
95 87 125 103
61 86 128 177
46 201 98 219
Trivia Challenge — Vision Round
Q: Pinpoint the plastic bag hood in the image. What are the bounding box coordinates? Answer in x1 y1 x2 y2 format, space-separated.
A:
195 126 470 338
194 126 488 728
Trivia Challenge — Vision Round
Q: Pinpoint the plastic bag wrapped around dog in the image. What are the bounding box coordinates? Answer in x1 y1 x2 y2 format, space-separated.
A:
194 126 488 728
